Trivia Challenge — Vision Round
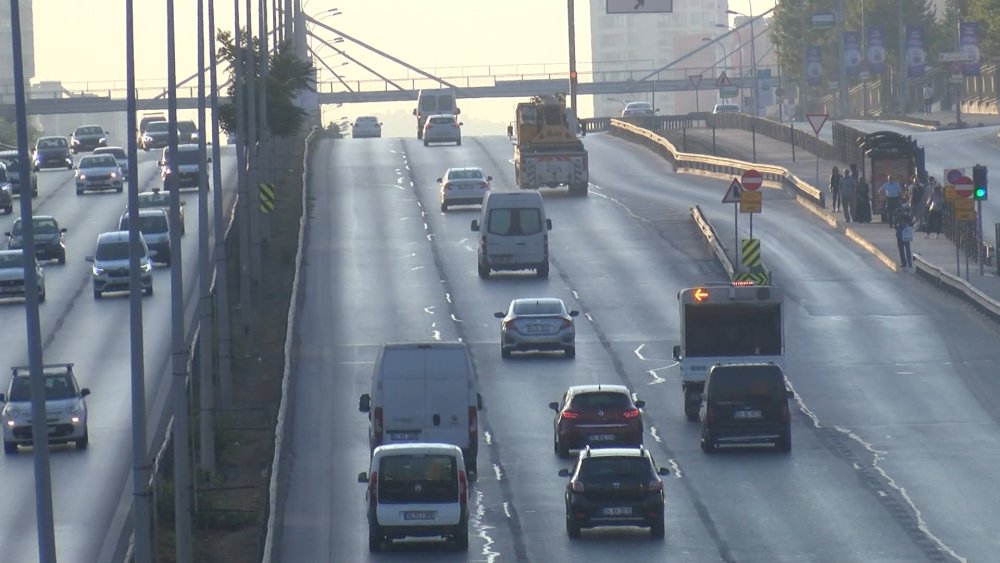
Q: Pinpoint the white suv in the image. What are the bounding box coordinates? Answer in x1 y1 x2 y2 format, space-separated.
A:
2 363 91 453
85 231 154 298
358 443 470 552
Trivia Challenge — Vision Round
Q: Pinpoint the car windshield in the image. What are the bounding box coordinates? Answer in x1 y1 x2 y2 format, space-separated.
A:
37 138 67 149
121 214 168 234
487 208 542 236
164 148 201 165
578 457 653 482
139 192 170 207
12 217 58 236
355 117 377 124
513 299 564 316
0 252 24 269
377 454 459 503
8 375 77 402
447 169 484 181
76 126 103 135
95 148 126 160
95 240 131 260
568 391 632 411
146 122 170 133
80 156 117 169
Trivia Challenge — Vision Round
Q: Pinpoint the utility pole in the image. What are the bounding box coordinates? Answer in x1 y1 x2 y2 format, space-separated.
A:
246 0 262 293
9 1 56 560
196 0 216 474
166 0 193 559
837 0 848 117
234 0 255 374
259 0 273 250
125 0 152 560
897 0 906 113
567 0 578 120
211 0 234 407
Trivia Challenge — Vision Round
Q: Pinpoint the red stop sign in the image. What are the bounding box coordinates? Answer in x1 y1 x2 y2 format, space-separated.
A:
954 176 974 198
741 169 763 191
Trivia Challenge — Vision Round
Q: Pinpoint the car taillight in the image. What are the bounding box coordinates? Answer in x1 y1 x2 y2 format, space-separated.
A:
623 408 640 419
373 407 383 444
560 319 573 330
646 480 662 493
561 410 579 420
443 183 451 191
459 469 468 504
368 471 378 507
468 406 478 445
502 320 516 332
571 480 585 493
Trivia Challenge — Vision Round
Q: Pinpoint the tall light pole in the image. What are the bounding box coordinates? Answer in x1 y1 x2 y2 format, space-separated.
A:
702 37 729 78
716 23 745 110
727 7 759 116
8 0 56 560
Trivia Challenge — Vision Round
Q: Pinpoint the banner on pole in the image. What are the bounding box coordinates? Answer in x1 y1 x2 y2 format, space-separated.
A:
867 25 886 74
805 45 822 86
843 31 862 78
905 25 926 78
960 21 981 77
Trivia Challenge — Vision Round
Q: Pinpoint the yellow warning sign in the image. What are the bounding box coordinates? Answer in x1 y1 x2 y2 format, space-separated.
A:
741 238 761 268
259 183 275 214
739 190 762 213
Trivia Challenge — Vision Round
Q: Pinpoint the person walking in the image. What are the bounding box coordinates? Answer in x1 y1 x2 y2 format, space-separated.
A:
895 204 915 268
923 84 934 113
855 173 872 223
840 167 856 222
879 174 903 227
829 167 842 212
925 183 944 238
910 177 927 230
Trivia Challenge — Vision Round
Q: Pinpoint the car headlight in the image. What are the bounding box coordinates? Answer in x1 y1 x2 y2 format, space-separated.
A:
99 137 106 144
110 172 118 179
92 266 105 276
77 174 86 181
141 261 152 273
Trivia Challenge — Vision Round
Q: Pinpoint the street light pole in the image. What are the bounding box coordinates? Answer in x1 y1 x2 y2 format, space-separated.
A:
717 24 745 110
727 7 759 115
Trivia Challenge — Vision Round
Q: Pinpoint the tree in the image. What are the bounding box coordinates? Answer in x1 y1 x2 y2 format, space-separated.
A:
216 30 315 138
0 116 41 148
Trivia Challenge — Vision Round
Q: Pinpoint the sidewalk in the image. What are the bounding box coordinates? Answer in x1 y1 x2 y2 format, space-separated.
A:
668 125 1000 320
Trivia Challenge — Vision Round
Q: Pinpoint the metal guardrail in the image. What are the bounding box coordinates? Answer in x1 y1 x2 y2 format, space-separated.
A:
609 119 826 207
691 205 734 278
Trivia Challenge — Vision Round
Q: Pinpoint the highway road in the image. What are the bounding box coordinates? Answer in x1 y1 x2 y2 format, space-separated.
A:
276 130 1000 562
0 145 238 561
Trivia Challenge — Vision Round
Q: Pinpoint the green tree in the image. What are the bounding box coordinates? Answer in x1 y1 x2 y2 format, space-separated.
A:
216 30 315 138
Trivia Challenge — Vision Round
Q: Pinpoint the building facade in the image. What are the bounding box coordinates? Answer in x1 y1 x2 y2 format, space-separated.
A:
0 0 35 101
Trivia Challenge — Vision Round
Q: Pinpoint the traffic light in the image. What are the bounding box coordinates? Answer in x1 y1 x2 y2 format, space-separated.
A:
973 164 988 200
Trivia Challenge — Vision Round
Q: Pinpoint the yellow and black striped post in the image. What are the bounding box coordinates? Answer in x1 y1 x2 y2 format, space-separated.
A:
740 238 761 269
258 182 275 214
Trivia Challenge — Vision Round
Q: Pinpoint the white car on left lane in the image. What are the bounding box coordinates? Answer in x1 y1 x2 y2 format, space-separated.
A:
0 249 45 302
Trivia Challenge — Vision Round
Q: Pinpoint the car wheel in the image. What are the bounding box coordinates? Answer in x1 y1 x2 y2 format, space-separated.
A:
477 261 490 279
144 285 154 296
93 288 102 299
368 523 383 553
440 202 448 212
556 437 570 459
536 262 549 279
501 346 511 359
58 252 66 265
66 163 73 170
116 186 123 193
776 433 791 453
454 518 469 551
564 346 575 359
423 140 429 147
33 166 39 172
650 518 665 539
566 512 581 539
457 138 462 146
701 434 716 454
76 431 89 450
3 441 16 454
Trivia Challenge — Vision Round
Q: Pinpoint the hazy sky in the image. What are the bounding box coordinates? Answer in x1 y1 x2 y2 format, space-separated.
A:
29 0 772 135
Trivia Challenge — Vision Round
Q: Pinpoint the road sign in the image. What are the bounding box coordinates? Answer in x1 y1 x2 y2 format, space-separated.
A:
715 71 731 87
945 168 965 185
741 169 763 191
811 12 835 28
722 179 741 203
739 191 762 213
719 85 739 98
606 0 673 14
258 182 275 214
689 74 702 88
806 113 828 136
693 287 710 302
859 71 871 80
944 185 957 201
953 175 974 198
939 52 974 62
954 198 976 221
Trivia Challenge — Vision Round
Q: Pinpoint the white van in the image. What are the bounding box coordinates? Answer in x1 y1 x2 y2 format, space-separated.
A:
359 342 482 475
358 443 470 552
471 191 552 279
413 88 459 139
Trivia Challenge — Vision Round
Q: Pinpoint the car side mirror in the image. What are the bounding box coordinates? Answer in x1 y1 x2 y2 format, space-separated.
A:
359 393 371 413
477 393 484 410
412 109 417 116
470 220 479 232
61 228 68 233
548 401 559 412
634 399 646 409
546 219 552 230
569 310 579 317
80 388 91 397
3 232 9 237
493 312 505 318
486 176 493 182
672 345 681 361
357 472 369 483
456 108 462 115
458 122 464 126
436 178 443 183
85 256 95 262
658 467 670 476
558 469 571 477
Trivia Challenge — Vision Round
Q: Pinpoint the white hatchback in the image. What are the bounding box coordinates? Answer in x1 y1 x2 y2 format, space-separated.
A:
438 167 491 212
423 114 462 146
352 116 382 138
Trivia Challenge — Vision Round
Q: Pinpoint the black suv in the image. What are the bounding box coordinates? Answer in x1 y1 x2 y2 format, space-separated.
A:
699 363 792 453
558 446 669 539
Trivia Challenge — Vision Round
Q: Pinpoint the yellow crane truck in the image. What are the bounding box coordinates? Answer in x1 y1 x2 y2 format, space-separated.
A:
512 94 589 196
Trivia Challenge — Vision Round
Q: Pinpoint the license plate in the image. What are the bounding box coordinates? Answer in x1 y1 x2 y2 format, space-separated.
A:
527 324 548 333
389 432 420 441
589 434 615 442
602 506 632 516
493 255 512 263
47 426 58 436
734 410 762 419
403 510 436 521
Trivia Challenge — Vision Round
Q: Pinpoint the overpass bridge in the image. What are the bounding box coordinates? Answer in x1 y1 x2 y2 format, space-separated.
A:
2 65 764 116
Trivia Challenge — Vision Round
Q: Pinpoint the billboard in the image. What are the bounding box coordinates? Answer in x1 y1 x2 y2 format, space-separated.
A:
606 0 673 13
867 25 886 74
905 25 926 78
843 31 862 78
960 21 981 76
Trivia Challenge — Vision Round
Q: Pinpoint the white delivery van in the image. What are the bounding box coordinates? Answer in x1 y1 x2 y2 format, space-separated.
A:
359 342 482 475
471 191 552 279
358 443 470 552
413 88 459 139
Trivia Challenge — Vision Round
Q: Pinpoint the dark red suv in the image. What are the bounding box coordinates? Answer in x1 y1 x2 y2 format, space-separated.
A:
549 384 645 458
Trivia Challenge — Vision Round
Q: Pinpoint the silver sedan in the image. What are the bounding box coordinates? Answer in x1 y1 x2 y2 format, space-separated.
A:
495 297 579 358
438 167 492 212
75 154 123 195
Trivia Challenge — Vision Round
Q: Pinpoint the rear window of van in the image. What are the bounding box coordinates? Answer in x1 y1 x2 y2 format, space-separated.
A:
487 208 542 236
378 454 458 503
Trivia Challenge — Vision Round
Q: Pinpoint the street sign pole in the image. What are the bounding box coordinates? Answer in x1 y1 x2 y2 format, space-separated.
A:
734 198 740 272
979 200 984 276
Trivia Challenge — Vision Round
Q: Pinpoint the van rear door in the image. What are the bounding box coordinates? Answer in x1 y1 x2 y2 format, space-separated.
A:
423 347 471 448
380 348 427 443
485 206 545 266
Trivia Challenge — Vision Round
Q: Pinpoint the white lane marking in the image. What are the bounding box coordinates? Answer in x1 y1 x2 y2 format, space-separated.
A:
424 306 435 315
464 244 475 252
571 290 580 299
411 266 424 271
484 430 492 445
502 502 511 518
665 459 683 479
635 344 676 384
585 313 594 322
431 330 441 341
426 234 435 241
785 380 967 563
492 464 503 481
472 490 500 563
647 367 668 385
649 426 662 443
451 314 463 323
445 292 453 304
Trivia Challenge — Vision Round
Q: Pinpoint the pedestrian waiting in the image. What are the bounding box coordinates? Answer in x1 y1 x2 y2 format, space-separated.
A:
829 166 842 213
895 204 915 269
840 168 856 222
924 183 944 238
879 175 903 227
855 172 873 223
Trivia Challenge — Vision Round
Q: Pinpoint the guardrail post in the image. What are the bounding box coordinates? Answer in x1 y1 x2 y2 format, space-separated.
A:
712 127 717 156
751 125 757 162
790 123 796 162
682 128 686 152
